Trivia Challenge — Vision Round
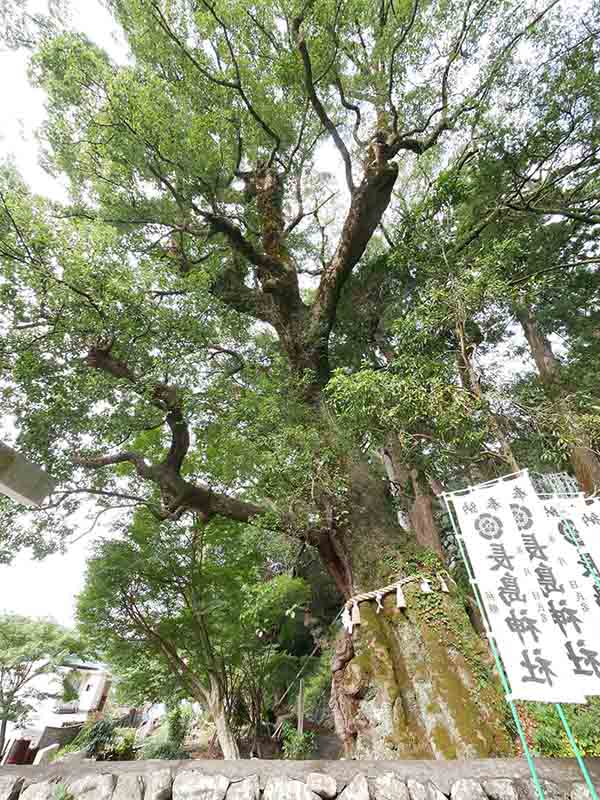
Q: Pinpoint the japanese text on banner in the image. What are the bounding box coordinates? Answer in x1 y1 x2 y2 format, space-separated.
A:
452 473 599 702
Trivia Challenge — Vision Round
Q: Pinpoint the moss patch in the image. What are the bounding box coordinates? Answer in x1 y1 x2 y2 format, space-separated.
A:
345 554 514 758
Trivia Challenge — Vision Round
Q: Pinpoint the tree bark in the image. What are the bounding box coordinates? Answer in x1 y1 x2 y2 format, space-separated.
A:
379 443 444 558
325 458 513 759
455 321 519 472
408 470 444 559
518 309 561 389
516 306 600 493
206 689 240 760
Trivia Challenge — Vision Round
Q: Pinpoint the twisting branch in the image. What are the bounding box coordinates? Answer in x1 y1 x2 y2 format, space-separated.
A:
293 7 355 192
334 74 367 147
85 340 191 472
81 339 266 525
388 0 559 159
73 450 156 479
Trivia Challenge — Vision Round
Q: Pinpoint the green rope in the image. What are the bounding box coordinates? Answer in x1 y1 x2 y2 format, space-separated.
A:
443 492 546 800
555 704 599 799
549 497 600 795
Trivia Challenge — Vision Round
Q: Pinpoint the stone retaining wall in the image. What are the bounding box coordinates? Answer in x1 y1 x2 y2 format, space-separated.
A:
0 758 598 800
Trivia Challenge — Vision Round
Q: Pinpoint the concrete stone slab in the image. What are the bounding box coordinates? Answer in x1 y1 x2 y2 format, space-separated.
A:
225 776 259 800
338 774 369 800
307 774 337 799
263 778 319 800
372 773 410 800
173 771 229 800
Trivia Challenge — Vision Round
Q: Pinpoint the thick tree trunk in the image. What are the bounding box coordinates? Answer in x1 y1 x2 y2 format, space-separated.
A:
516 307 600 493
455 322 519 472
517 308 561 388
408 470 445 559
213 710 240 760
206 689 240 760
379 441 444 557
569 446 600 495
326 460 512 759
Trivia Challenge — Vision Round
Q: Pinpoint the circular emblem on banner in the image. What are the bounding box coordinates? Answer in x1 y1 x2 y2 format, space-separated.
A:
510 503 533 531
474 513 503 540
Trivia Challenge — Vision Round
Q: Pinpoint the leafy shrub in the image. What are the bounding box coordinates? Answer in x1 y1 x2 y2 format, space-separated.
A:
103 728 136 760
527 699 600 757
139 740 190 760
61 674 80 703
166 704 192 748
138 704 193 760
281 722 315 759
59 719 136 761
304 651 332 725
53 784 73 800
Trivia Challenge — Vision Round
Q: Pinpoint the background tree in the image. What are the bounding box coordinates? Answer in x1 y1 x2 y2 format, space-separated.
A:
1 0 599 757
77 511 311 759
0 614 79 757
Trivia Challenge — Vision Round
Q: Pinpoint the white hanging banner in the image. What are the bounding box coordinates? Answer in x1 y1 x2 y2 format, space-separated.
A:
583 498 600 580
516 483 600 699
452 472 589 702
558 495 600 604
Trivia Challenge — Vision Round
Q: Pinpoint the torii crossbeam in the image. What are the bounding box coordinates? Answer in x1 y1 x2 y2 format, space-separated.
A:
0 441 56 506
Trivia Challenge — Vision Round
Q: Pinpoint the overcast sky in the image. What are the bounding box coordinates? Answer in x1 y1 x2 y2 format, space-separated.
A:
0 1 128 627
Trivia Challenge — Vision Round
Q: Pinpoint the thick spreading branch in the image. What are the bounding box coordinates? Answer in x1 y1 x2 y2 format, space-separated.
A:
311 163 399 340
81 341 264 524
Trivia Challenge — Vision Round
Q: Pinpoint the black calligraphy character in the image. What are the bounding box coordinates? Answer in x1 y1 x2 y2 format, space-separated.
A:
535 563 564 597
505 608 541 645
548 599 583 637
513 486 527 500
522 532 548 562
488 498 501 511
566 640 600 678
544 505 559 518
576 593 589 613
582 512 600 527
488 543 515 572
463 502 477 514
498 573 526 607
474 513 503 540
510 504 534 531
520 649 557 686
577 553 600 580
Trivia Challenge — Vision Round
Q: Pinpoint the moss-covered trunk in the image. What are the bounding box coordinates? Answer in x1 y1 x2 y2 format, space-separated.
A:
324 461 513 759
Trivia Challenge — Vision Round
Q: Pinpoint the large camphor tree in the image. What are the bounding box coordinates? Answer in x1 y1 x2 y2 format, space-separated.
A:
1 0 599 758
